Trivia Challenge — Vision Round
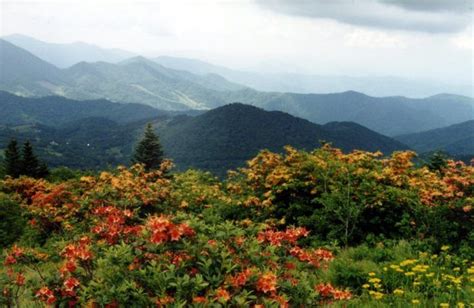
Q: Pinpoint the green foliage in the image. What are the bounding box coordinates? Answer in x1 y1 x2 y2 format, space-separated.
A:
20 140 49 178
0 194 24 247
0 146 472 306
4 139 21 178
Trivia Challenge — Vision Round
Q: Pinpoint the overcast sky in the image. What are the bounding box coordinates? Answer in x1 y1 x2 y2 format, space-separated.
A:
1 0 473 84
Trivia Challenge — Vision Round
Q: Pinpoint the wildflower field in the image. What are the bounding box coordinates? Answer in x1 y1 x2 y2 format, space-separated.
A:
1 145 473 307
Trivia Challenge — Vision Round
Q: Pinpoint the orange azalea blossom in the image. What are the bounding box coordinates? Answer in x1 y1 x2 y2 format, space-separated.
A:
215 287 231 302
289 246 334 268
146 215 195 244
36 287 56 305
272 294 289 308
11 245 24 257
315 283 352 301
59 260 77 277
256 272 278 294
332 289 352 300
229 268 253 288
193 296 207 303
64 277 80 291
15 273 25 286
156 295 174 307
62 241 93 261
257 227 309 246
315 283 334 297
4 255 16 266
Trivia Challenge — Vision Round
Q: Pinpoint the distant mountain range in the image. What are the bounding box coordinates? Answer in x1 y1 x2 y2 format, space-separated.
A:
154 56 474 98
395 120 474 157
3 34 135 68
0 92 408 174
3 34 471 98
1 38 473 136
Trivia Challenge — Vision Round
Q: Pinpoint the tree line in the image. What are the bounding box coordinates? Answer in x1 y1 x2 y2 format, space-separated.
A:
2 123 164 178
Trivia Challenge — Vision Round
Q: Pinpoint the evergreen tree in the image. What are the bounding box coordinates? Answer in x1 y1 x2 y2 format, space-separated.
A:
426 151 448 172
132 123 164 171
4 139 21 178
21 140 48 178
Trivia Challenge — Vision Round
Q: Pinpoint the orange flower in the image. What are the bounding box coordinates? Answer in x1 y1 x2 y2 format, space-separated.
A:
215 287 230 302
193 296 207 303
15 273 25 286
315 283 335 297
230 268 252 288
36 287 56 304
64 277 80 291
256 272 277 294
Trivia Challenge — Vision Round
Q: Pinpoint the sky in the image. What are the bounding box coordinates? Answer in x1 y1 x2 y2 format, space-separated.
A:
1 0 473 85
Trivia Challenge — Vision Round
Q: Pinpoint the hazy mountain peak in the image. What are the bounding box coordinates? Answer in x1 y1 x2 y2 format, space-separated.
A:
2 34 135 68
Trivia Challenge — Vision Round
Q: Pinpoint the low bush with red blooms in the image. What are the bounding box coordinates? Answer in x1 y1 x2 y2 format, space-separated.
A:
0 147 472 306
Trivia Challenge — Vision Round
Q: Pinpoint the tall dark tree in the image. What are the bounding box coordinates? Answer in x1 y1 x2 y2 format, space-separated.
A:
4 139 21 178
132 123 164 171
425 151 448 172
20 140 48 178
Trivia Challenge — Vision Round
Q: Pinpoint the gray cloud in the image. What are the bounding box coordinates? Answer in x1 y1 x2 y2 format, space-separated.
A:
256 0 472 33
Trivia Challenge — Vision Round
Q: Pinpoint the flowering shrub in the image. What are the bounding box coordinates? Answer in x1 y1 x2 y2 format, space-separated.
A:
0 146 472 306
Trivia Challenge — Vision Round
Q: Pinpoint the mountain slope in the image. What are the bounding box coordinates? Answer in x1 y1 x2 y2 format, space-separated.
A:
0 39 66 96
154 56 473 98
158 103 407 174
0 91 170 126
0 41 244 110
243 90 474 136
3 34 135 68
0 94 407 174
2 40 473 135
395 120 474 156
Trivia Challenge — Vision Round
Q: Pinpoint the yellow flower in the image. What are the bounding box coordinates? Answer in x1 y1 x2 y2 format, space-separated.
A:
440 303 449 308
368 278 381 284
441 245 450 251
368 272 376 277
426 272 435 278
405 272 415 276
413 281 421 286
393 289 404 296
400 259 417 267
457 303 465 308
412 299 420 305
362 284 370 289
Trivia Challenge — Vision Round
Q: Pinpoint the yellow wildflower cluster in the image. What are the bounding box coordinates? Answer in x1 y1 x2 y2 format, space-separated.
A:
362 250 474 305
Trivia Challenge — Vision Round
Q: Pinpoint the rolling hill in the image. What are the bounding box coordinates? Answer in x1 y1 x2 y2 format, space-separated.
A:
395 120 474 156
0 94 408 174
154 56 473 98
3 33 135 68
1 39 473 136
158 103 408 174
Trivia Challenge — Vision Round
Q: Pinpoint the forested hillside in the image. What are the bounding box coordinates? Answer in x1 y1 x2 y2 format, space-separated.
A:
1 40 473 136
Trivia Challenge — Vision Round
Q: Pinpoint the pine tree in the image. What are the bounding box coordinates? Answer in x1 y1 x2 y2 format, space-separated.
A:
20 141 43 178
4 139 21 178
132 123 164 171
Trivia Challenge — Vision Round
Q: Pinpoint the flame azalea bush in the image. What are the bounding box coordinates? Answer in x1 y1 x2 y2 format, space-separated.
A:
225 145 473 247
0 146 472 307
